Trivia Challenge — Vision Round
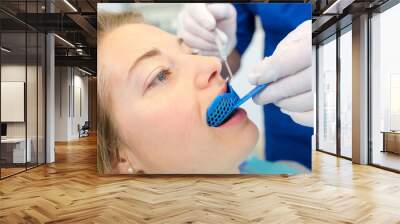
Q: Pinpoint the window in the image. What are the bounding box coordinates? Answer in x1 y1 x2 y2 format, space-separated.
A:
370 2 400 171
339 27 352 158
317 36 337 154
0 0 46 179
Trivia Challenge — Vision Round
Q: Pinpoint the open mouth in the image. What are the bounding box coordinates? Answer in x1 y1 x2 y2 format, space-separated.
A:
218 107 247 128
206 83 242 127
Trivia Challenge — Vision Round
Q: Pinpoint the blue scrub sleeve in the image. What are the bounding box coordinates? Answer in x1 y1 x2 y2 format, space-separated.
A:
233 4 256 55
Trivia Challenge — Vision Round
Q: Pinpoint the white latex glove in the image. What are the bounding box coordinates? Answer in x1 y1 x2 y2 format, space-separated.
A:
177 3 237 57
248 20 314 127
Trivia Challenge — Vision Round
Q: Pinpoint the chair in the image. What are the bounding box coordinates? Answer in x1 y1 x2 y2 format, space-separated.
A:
79 121 90 138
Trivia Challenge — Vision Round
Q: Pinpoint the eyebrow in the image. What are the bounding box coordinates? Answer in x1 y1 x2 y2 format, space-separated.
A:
128 48 161 78
128 38 185 78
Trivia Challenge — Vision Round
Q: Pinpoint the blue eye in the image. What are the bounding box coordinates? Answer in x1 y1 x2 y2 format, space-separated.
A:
148 69 171 88
156 70 168 81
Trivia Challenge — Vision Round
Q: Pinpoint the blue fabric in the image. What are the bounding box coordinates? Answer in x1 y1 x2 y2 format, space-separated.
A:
234 3 313 169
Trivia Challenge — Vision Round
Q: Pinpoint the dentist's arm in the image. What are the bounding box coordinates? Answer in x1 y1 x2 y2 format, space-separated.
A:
248 20 313 127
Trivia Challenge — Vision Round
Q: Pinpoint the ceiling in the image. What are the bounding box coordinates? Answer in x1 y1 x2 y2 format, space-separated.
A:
0 0 99 74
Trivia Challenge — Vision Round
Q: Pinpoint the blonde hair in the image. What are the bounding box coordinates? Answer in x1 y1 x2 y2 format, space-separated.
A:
97 11 143 174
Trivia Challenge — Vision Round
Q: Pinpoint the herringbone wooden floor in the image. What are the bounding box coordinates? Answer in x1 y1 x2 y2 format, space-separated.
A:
1 135 400 224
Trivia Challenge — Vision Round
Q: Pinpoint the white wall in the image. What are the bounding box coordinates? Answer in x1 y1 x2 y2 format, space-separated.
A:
1 82 24 122
71 73 89 138
98 3 182 34
1 66 26 128
1 63 46 163
55 66 68 141
1 65 39 138
55 67 89 141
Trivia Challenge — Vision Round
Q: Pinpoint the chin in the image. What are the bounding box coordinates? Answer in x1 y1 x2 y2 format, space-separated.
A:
228 120 259 162
242 121 259 151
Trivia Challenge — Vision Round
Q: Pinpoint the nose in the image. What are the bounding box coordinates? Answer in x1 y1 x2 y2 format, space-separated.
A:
192 56 224 90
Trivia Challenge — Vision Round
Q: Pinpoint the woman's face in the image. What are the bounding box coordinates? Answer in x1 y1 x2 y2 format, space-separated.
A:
98 24 258 174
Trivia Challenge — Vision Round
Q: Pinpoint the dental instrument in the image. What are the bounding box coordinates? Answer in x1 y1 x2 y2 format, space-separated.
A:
206 83 268 127
215 28 234 82
206 29 268 127
207 29 268 127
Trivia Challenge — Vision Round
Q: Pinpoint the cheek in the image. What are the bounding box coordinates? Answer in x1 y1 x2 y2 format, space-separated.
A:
128 95 202 148
128 97 205 170
143 99 199 136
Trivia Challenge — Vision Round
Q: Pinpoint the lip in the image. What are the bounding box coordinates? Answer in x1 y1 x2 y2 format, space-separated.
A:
218 108 248 128
217 83 228 95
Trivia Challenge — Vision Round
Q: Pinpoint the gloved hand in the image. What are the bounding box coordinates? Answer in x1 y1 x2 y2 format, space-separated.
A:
177 3 237 57
248 20 314 127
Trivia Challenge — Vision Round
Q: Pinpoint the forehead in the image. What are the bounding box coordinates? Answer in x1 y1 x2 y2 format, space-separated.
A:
99 24 178 74
107 23 176 46
100 23 177 58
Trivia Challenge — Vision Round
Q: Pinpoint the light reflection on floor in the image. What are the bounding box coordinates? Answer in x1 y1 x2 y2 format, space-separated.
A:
372 150 400 171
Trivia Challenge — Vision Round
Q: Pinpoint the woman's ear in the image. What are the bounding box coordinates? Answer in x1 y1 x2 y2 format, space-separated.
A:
114 147 144 174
